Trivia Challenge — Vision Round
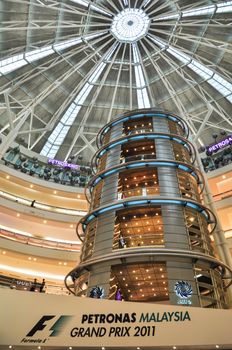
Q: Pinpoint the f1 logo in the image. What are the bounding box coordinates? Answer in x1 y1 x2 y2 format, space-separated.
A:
26 315 72 337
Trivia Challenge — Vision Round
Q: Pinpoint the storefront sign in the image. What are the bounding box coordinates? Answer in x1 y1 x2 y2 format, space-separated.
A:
206 135 232 154
48 158 79 169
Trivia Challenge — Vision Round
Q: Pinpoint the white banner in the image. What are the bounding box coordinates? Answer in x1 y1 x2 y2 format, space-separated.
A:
0 289 232 347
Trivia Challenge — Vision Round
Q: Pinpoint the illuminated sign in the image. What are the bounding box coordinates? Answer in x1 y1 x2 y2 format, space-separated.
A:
48 158 80 169
206 135 232 154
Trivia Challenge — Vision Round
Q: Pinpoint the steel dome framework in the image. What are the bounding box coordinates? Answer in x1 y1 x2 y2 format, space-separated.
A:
0 0 232 164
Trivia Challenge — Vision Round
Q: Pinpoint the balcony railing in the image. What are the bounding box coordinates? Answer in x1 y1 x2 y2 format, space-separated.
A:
0 228 81 251
0 190 87 216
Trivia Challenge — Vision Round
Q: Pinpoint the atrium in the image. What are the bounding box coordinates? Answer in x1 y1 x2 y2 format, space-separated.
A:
0 0 232 349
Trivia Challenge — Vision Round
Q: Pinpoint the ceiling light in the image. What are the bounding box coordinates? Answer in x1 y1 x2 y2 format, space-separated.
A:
53 190 57 194
6 175 10 179
30 184 34 188
2 251 6 255
215 346 220 349
69 347 72 350
16 213 20 217
173 347 177 350
43 220 47 224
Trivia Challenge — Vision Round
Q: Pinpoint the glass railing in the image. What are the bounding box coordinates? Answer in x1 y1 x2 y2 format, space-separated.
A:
212 189 232 201
0 228 81 251
113 233 164 249
0 274 70 295
0 190 87 216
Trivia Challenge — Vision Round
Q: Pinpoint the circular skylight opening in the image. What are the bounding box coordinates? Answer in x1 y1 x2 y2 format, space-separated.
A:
111 8 150 43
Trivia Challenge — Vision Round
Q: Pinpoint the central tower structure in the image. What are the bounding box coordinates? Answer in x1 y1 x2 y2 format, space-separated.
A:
66 108 231 308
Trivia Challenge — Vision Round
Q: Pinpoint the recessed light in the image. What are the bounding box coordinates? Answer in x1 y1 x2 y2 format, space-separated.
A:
30 184 34 188
28 257 32 260
16 213 20 217
2 251 6 255
70 224 74 228
6 175 10 179
102 347 105 350
64 262 67 266
43 220 47 224
137 347 140 350
69 347 72 350
38 347 41 349
215 346 220 349
77 194 81 198
53 190 57 194
222 175 226 179
173 347 177 350
9 346 12 349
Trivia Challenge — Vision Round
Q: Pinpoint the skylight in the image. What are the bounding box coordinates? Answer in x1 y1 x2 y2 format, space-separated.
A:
182 5 215 17
40 44 118 158
153 1 232 21
111 8 150 43
70 0 112 16
149 35 232 103
0 32 105 76
132 44 150 109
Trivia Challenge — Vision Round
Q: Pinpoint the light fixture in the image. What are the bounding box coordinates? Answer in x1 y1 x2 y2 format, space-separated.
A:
70 224 74 228
43 220 47 224
30 184 34 188
69 347 72 350
9 347 12 349
215 346 220 349
6 175 10 179
16 213 20 217
2 251 6 255
102 347 105 350
53 190 57 194
173 347 177 350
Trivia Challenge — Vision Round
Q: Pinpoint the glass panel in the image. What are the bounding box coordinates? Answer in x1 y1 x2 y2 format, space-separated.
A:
109 262 169 302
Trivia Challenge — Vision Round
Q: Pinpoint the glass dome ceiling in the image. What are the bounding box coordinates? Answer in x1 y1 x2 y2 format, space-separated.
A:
111 8 150 42
0 0 231 164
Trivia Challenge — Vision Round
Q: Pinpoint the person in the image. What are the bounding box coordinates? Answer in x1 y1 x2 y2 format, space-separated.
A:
40 279 46 293
30 278 37 292
31 200 36 207
119 235 126 248
115 287 123 301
